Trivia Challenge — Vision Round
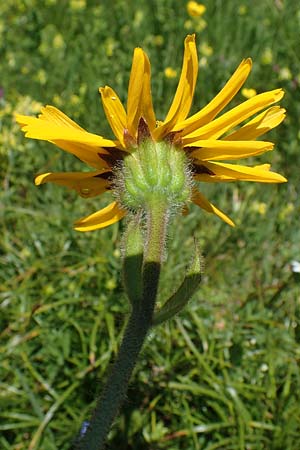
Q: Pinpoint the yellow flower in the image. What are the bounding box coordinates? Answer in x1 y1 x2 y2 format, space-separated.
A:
241 88 257 99
261 48 273 65
53 33 65 49
164 67 177 79
199 42 213 57
69 0 86 10
238 5 247 15
279 67 292 81
16 35 286 232
35 69 47 85
279 202 294 221
251 201 267 216
153 35 164 46
187 1 206 17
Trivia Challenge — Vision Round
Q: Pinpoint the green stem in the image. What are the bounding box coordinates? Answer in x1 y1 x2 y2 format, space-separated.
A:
76 204 168 450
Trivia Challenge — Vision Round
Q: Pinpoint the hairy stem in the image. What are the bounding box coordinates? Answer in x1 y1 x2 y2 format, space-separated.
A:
76 204 168 450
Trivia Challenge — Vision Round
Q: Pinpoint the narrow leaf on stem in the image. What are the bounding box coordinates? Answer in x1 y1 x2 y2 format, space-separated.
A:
152 240 203 326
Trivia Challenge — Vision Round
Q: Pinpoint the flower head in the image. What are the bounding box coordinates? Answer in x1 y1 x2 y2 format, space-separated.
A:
187 2 206 18
241 87 257 99
164 67 178 79
16 35 286 232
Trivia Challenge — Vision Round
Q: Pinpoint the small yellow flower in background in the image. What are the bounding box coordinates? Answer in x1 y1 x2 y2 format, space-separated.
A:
70 94 80 106
79 83 87 97
53 33 65 49
279 202 294 221
43 284 56 296
199 42 213 57
184 19 193 30
153 35 164 46
261 48 273 65
16 35 287 232
279 67 292 81
238 5 247 15
251 201 267 216
35 69 47 85
105 278 117 291
69 0 86 10
257 202 267 216
105 37 116 57
187 1 206 17
164 67 177 79
133 10 144 28
21 66 29 75
199 56 208 67
184 18 207 32
52 94 63 107
241 88 257 99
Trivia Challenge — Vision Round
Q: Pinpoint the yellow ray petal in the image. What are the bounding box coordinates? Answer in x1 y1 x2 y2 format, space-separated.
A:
99 86 127 147
16 118 110 170
203 161 287 183
194 172 237 182
224 106 286 141
182 89 284 142
192 189 235 226
164 34 198 123
173 58 252 134
189 140 274 161
16 106 118 169
140 50 156 132
193 163 273 182
16 106 116 146
127 48 156 137
36 105 85 130
35 170 111 198
18 118 116 147
74 201 126 232
48 140 110 170
153 34 198 140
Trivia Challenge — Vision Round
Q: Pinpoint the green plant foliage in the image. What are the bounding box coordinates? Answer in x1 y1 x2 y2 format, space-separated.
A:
1 0 299 449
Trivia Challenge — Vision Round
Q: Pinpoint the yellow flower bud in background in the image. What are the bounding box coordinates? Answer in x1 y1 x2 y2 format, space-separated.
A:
241 88 257 99
199 42 213 57
53 33 65 49
251 201 267 216
279 67 292 81
238 5 247 15
261 48 273 65
279 202 294 221
69 0 86 10
164 67 177 79
187 1 206 17
153 35 164 46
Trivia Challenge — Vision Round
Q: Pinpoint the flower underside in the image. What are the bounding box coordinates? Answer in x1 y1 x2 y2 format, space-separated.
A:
16 34 286 231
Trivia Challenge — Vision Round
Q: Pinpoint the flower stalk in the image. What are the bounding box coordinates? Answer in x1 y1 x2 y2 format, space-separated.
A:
77 204 169 450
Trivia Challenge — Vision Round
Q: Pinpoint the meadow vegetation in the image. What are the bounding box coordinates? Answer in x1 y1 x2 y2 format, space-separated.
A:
1 1 300 449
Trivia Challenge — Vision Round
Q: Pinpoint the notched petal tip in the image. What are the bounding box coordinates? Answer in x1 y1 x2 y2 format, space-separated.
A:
273 88 285 101
15 113 34 128
185 33 196 43
242 57 252 68
133 47 144 56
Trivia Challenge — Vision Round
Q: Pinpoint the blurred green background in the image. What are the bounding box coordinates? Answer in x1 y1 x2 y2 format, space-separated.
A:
1 0 300 449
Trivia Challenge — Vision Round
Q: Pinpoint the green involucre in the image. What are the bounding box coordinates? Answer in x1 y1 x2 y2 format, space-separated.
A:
117 140 192 211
